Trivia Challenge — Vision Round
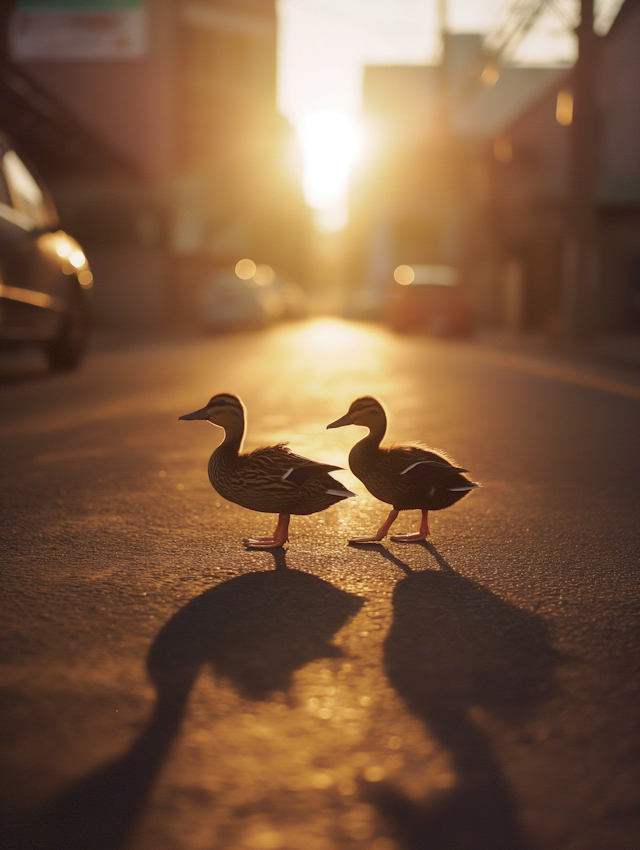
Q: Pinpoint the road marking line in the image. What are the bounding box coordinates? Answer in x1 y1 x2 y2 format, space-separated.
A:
474 348 640 401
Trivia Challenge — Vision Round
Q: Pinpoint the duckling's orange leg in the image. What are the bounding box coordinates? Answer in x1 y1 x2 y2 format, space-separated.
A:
244 513 290 549
349 509 399 544
391 509 430 543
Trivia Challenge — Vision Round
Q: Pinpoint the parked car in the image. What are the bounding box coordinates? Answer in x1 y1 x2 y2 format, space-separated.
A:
386 264 475 336
0 134 92 371
198 260 306 332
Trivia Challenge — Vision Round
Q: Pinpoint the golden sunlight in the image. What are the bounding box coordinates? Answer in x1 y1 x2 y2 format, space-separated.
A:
294 317 367 352
299 110 362 232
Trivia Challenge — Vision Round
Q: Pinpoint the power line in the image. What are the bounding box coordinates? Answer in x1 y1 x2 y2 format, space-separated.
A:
484 0 557 61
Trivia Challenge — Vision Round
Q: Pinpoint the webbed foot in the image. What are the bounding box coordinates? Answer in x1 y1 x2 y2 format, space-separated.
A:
390 532 431 543
349 534 386 544
390 510 430 543
243 514 290 549
243 536 288 549
348 508 399 545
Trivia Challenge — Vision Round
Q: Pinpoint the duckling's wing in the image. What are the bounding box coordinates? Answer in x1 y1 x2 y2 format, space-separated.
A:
281 464 342 486
386 446 467 480
246 445 342 487
400 459 468 480
280 451 343 486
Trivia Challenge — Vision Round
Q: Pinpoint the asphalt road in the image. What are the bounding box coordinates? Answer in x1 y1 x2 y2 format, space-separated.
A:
1 318 639 850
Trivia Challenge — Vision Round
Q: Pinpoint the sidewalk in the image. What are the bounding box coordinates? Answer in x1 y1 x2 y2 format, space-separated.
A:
478 329 640 376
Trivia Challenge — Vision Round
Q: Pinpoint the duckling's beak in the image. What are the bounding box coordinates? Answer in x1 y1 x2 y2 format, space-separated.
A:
179 406 209 421
326 412 353 429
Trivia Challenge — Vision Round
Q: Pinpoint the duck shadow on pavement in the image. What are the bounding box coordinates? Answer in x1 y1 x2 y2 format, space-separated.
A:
0 551 364 850
361 541 560 850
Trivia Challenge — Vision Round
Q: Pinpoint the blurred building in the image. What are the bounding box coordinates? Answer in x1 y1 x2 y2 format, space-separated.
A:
5 0 310 328
349 0 640 336
347 33 562 324
475 0 640 334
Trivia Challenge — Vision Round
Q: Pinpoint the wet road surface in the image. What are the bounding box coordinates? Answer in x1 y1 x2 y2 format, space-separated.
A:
1 318 639 850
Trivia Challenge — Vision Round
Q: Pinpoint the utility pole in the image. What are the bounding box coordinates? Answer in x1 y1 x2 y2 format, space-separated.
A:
561 0 600 339
0 1 16 66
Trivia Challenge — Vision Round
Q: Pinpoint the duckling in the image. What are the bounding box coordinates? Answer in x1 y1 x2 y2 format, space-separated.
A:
327 396 478 543
180 393 355 548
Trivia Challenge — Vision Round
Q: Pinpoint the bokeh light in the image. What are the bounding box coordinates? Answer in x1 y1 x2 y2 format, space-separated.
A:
69 250 86 269
54 238 71 259
394 265 415 285
556 89 574 126
480 62 500 86
253 264 276 286
235 259 257 280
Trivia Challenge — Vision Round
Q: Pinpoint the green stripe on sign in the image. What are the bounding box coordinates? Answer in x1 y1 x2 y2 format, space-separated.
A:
17 0 142 10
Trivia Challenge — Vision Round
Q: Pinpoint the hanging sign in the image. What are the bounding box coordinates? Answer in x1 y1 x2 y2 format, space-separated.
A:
10 0 148 61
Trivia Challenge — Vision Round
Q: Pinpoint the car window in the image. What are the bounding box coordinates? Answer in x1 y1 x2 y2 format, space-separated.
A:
2 150 50 228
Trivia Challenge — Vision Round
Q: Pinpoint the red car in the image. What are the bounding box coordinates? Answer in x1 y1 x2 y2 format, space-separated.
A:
387 264 475 336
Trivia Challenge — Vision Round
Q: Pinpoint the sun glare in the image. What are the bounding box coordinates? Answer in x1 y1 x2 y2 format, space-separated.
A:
296 317 365 352
299 110 362 231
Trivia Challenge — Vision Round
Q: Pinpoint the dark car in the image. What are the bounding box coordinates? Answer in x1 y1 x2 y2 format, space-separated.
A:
0 135 92 371
387 264 475 336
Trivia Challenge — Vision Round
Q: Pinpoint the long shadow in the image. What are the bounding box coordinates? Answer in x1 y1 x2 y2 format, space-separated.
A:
365 543 559 850
1 552 364 850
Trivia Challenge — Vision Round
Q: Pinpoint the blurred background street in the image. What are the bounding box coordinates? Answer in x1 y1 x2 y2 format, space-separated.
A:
1 0 640 848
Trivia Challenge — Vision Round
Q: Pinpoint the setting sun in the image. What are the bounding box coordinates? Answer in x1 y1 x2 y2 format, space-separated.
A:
299 110 362 231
